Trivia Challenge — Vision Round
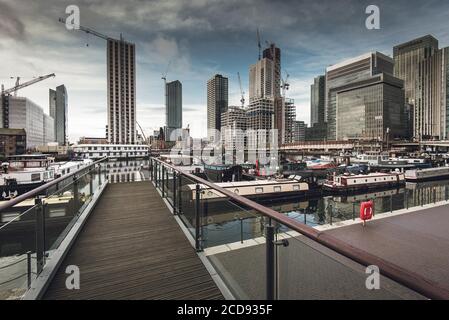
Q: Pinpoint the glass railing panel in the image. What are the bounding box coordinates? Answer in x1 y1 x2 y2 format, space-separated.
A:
0 204 38 300
43 181 78 259
177 174 198 237
275 229 426 300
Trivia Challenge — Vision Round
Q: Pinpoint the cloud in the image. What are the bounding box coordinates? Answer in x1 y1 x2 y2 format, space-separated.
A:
3 0 449 142
0 2 25 40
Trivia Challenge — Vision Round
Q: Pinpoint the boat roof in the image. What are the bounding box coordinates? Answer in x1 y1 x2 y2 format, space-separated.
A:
7 154 51 160
340 172 401 179
186 179 305 190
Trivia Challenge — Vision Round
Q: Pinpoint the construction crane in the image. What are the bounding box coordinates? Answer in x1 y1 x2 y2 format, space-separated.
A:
1 73 55 127
1 73 55 97
58 17 112 41
237 72 245 108
281 69 290 98
257 28 262 60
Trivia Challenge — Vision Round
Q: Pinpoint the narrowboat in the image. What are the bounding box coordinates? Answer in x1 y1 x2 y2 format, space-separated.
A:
323 172 405 194
405 166 449 182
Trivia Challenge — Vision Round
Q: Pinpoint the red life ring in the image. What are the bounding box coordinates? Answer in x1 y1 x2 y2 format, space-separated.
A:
360 200 373 221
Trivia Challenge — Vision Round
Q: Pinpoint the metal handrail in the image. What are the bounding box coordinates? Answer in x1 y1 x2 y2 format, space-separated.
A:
0 157 108 212
151 157 449 300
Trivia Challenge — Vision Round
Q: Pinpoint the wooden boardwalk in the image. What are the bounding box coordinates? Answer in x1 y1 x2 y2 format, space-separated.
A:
43 182 223 300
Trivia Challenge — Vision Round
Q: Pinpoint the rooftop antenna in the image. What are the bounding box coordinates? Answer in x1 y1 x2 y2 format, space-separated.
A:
257 28 261 60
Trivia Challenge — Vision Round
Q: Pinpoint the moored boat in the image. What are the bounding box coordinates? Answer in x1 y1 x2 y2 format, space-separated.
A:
323 172 405 194
405 166 449 182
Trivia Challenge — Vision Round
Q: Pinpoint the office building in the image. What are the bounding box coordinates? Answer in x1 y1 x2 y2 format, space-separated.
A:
274 97 296 144
246 98 274 131
305 123 328 141
325 52 394 140
293 121 306 142
311 75 326 126
221 106 247 148
207 74 228 141
49 85 68 145
394 35 449 139
0 128 26 157
335 73 407 141
5 96 54 148
165 80 182 141
107 38 136 144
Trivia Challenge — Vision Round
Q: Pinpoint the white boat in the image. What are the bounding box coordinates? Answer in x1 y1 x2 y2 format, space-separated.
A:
405 166 449 181
351 153 390 166
186 178 310 201
0 155 55 200
51 159 94 178
323 172 405 193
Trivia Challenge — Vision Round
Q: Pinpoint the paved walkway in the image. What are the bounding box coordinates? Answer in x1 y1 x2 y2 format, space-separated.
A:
44 182 223 300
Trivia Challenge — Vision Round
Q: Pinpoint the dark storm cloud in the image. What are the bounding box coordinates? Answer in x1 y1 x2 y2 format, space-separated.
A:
0 1 25 40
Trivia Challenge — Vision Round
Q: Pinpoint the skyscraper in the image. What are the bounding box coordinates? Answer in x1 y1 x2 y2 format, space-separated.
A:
165 80 182 141
335 73 407 141
7 96 54 148
49 84 68 145
325 52 394 140
107 38 136 144
248 43 292 145
263 43 281 98
311 75 325 126
207 74 228 141
393 35 449 139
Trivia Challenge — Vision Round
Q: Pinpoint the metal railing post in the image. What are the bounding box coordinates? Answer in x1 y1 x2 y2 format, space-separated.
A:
98 164 102 186
73 175 79 213
27 251 32 289
154 161 158 187
35 197 45 275
266 219 275 300
178 172 182 215
173 172 177 214
89 168 94 195
195 184 202 252
405 189 409 210
162 165 165 197
390 195 393 213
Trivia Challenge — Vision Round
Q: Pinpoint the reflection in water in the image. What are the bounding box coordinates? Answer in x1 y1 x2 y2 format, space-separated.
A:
201 179 449 248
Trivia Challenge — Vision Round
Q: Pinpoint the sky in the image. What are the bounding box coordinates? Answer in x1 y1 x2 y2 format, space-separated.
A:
1 0 449 142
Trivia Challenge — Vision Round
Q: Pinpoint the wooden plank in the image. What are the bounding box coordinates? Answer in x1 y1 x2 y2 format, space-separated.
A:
43 181 223 300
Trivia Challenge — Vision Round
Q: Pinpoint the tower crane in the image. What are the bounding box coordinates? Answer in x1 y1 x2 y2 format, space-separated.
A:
58 17 112 41
281 69 290 98
1 73 55 97
1 73 55 127
257 28 262 60
161 61 171 128
237 72 245 108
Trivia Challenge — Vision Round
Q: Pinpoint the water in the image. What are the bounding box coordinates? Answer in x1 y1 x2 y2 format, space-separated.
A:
201 179 449 248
